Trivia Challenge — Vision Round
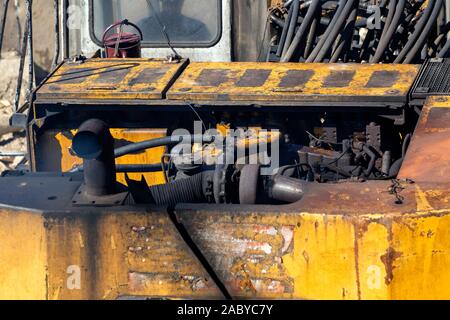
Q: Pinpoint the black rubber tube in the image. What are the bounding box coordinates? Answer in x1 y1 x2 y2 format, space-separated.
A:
314 0 356 62
395 0 436 63
306 0 347 62
116 164 165 173
371 0 404 63
330 1 358 62
281 0 301 58
281 0 321 62
114 134 210 159
438 37 450 57
404 0 444 63
303 12 319 59
276 3 294 57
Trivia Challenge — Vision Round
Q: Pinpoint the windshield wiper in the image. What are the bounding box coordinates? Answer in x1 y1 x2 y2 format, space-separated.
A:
145 0 181 60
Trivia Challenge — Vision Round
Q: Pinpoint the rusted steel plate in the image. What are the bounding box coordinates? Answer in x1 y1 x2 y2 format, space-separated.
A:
167 62 420 103
43 210 223 300
399 96 450 183
176 180 450 300
37 58 188 101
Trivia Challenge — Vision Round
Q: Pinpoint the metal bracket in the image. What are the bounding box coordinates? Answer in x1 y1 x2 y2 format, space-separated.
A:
72 183 129 207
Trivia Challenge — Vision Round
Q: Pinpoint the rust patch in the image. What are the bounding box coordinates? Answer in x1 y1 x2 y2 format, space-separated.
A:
425 108 450 129
380 247 403 285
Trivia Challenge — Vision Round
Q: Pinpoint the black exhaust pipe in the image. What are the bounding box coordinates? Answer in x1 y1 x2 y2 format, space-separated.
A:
72 119 117 196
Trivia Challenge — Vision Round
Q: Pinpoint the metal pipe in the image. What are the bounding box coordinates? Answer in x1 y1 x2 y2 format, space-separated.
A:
268 175 307 204
72 119 117 196
25 0 33 103
0 151 26 157
51 0 60 69
13 14 29 113
13 0 20 50
0 0 10 59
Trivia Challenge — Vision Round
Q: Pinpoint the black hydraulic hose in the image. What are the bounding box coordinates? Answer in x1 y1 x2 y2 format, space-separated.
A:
313 0 356 62
429 24 450 55
372 0 405 63
270 13 285 28
281 0 300 58
363 145 376 177
395 0 436 63
389 158 403 177
306 0 347 62
404 0 444 63
116 164 164 173
330 1 358 62
281 0 320 62
115 134 211 158
276 3 294 57
0 0 9 59
303 13 319 59
72 164 166 173
437 37 450 57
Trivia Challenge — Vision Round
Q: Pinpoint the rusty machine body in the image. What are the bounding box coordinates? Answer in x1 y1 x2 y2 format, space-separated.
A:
1 0 450 300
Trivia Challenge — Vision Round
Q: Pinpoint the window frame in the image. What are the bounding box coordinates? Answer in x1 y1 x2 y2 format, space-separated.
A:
88 0 223 48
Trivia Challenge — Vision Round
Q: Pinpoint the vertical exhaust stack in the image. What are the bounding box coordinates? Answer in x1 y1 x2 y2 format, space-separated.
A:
72 119 117 196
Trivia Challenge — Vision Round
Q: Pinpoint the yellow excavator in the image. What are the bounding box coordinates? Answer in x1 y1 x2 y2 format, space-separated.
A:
0 0 450 300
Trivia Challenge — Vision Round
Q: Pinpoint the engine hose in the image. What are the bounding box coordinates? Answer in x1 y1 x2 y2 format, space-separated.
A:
303 13 319 59
330 1 358 62
114 134 211 159
395 0 436 63
281 0 301 58
276 3 295 57
313 0 357 62
429 24 450 55
403 0 444 63
281 0 321 62
372 0 405 63
438 38 450 57
363 145 376 177
306 0 347 62
148 171 212 207
389 158 403 177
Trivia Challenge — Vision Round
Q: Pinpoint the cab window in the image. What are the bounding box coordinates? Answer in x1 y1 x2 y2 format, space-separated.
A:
91 0 222 47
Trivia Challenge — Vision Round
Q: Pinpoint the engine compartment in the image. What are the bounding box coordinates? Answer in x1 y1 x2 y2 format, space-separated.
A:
27 58 435 207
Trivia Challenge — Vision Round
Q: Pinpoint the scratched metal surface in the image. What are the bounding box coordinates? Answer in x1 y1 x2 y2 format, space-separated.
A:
37 58 188 101
399 96 450 183
167 62 419 103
